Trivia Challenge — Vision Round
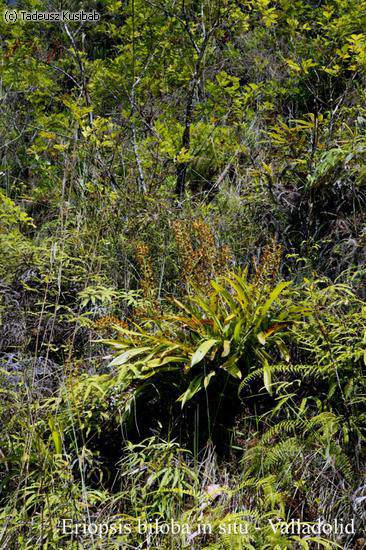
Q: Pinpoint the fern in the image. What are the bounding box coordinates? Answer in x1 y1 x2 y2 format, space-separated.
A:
263 437 303 469
238 362 328 394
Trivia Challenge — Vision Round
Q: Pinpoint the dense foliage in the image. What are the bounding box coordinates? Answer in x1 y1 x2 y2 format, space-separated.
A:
0 0 365 547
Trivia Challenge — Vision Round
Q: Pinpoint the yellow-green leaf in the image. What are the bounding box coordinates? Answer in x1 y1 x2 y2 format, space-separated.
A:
221 354 241 379
191 339 217 367
263 360 272 395
204 371 216 389
109 347 151 366
177 374 204 407
48 418 62 455
222 340 231 357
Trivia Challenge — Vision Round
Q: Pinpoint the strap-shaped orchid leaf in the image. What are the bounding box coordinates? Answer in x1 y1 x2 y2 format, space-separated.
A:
177 374 205 407
109 346 152 366
191 339 218 367
254 281 291 331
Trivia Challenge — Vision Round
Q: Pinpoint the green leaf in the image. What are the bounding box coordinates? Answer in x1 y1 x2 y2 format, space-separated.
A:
48 417 62 455
276 339 290 362
191 295 222 332
83 378 107 399
222 340 231 357
143 356 186 370
225 275 249 309
109 347 151 366
99 340 129 349
211 280 237 309
220 354 241 378
204 371 216 389
233 319 243 342
263 359 272 395
254 282 291 331
172 297 193 315
191 339 217 367
177 374 204 407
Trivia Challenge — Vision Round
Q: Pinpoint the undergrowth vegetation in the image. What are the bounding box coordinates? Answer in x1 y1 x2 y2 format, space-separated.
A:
1 0 366 547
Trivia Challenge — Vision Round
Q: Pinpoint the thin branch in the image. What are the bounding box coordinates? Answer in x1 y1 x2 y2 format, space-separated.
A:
175 23 219 200
131 0 146 193
62 23 93 126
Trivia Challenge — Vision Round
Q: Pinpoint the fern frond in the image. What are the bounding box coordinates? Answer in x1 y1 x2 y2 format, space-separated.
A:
263 437 303 469
238 363 329 394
